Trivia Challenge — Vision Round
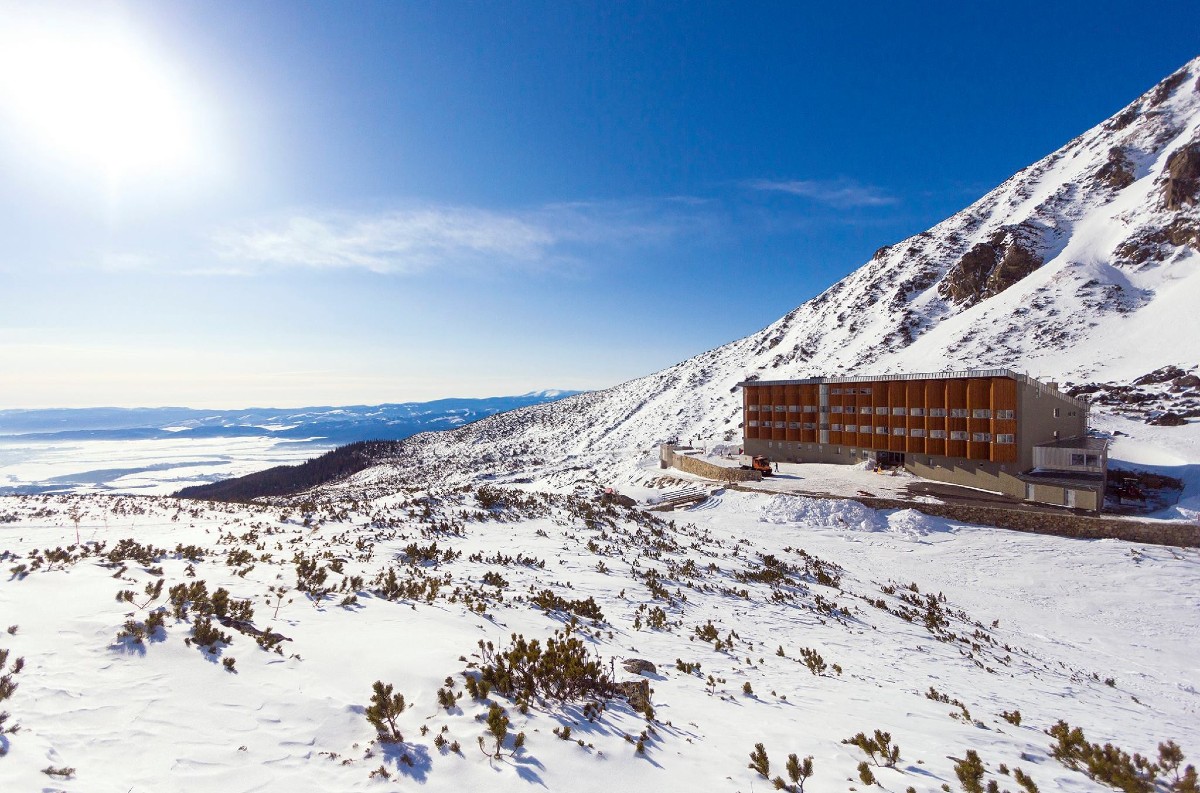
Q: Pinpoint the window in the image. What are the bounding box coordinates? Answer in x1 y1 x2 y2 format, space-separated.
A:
972 409 991 419
803 422 815 430
775 405 786 413
893 427 906 436
836 447 842 454
950 408 968 418
950 430 968 440
930 429 946 439
861 388 872 395
911 428 926 438
831 405 843 414
831 423 842 431
819 422 829 431
788 405 799 413
845 424 858 433
929 408 947 417
748 404 758 412
996 433 1014 444
1071 453 1085 466
1086 454 1100 466
860 406 872 414
789 421 801 429
876 426 887 435
832 388 842 395
763 420 772 428
996 410 1014 419
972 432 992 442
873 406 886 415
819 405 829 413
1053 408 1061 418
911 408 925 417
803 405 817 413
749 420 759 427
892 407 906 416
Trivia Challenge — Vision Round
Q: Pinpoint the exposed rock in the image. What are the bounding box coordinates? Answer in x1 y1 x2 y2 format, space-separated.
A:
1147 411 1188 426
1150 69 1189 106
1107 106 1139 131
939 242 998 305
1134 365 1188 386
621 658 657 675
615 678 651 713
985 240 1042 296
1163 142 1200 210
938 230 1043 306
1171 374 1200 391
1114 217 1200 266
1095 147 1135 189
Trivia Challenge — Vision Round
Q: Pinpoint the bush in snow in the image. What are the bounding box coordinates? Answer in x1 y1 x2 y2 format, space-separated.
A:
365 681 407 743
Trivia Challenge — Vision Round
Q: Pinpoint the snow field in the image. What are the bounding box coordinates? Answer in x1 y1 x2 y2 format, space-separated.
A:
1 488 1197 792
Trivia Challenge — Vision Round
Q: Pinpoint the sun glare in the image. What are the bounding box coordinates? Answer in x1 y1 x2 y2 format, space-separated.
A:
0 14 200 183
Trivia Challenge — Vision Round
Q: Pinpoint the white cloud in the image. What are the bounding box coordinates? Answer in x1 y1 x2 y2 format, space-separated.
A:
213 207 560 275
746 178 897 208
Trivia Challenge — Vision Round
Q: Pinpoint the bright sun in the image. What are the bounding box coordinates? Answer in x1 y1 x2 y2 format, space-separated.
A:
0 13 199 182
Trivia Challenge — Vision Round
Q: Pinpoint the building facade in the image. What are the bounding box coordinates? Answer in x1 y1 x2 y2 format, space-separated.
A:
738 369 1106 511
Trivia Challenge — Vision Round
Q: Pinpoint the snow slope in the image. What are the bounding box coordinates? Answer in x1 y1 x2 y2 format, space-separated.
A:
1 490 1196 792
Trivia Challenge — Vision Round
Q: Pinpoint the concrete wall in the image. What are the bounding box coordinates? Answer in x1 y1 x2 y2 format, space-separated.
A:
843 495 1198 548
905 457 1027 498
660 445 763 482
1023 482 1100 512
1016 379 1088 469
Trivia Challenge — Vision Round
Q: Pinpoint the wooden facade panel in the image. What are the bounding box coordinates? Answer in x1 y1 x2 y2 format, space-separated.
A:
742 373 1058 468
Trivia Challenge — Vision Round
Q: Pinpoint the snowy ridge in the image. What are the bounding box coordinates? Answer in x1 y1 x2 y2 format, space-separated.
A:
338 57 1200 491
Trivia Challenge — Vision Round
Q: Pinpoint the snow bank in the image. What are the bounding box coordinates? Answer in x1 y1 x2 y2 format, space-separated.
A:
760 495 884 532
885 508 952 539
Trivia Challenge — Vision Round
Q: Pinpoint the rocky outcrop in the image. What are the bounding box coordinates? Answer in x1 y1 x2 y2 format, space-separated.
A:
1113 216 1200 266
938 229 1044 306
622 658 657 675
1095 146 1135 189
1162 142 1200 210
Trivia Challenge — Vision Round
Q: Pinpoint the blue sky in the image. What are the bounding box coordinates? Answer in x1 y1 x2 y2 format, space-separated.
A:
1 0 1197 408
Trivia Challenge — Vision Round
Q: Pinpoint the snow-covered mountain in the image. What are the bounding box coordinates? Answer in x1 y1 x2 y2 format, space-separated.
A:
337 56 1200 486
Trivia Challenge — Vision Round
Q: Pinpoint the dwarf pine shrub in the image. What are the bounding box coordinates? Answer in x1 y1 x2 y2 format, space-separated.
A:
365 681 406 743
749 743 770 778
798 648 827 676
955 750 986 793
485 703 509 757
859 761 878 786
843 730 900 767
787 754 815 793
475 631 614 702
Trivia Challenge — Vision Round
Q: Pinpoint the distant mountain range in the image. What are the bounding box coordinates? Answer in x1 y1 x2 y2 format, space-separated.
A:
0 390 581 446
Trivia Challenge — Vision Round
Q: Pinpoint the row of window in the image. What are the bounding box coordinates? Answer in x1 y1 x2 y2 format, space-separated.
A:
750 421 1014 443
749 404 1014 419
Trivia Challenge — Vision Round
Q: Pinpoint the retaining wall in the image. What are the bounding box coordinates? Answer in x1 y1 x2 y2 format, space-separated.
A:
660 445 762 483
850 495 1199 548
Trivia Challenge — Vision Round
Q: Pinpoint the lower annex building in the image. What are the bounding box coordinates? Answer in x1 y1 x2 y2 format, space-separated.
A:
738 368 1108 512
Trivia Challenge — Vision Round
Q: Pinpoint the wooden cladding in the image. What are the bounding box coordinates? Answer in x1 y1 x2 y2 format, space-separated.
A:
744 376 1019 463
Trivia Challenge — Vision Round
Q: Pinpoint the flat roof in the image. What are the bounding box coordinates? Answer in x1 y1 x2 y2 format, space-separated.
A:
1034 435 1108 451
737 368 1089 410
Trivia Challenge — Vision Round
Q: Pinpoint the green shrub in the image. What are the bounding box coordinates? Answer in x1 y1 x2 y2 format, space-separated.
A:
365 681 407 743
955 749 985 793
749 742 770 778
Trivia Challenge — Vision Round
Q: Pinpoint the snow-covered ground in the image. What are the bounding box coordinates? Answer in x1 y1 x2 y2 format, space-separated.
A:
1 487 1196 792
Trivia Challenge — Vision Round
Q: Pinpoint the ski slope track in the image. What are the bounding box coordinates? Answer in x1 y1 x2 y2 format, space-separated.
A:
337 57 1200 496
